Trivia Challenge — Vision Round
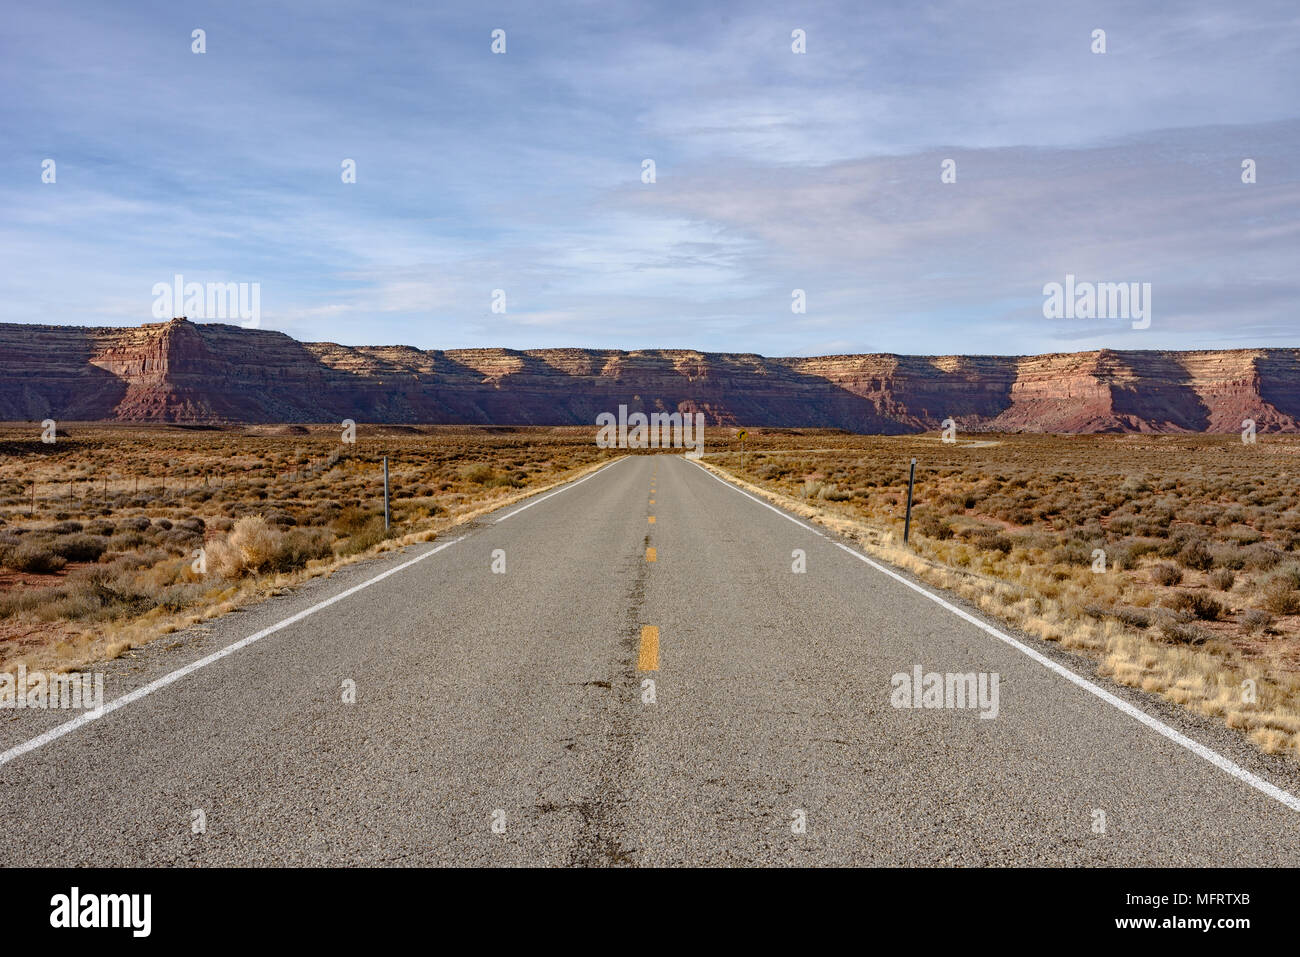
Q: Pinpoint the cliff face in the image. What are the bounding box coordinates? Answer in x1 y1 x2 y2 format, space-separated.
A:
0 318 1296 432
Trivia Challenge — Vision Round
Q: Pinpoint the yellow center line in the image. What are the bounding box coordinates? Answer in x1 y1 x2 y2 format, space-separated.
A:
637 625 659 671
649 498 655 504
646 546 656 562
648 516 655 523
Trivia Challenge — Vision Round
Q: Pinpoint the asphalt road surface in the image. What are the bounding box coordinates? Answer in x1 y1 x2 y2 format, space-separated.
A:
4 453 1300 866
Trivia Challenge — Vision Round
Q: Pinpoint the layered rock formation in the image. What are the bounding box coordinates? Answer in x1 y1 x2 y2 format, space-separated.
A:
0 318 1296 432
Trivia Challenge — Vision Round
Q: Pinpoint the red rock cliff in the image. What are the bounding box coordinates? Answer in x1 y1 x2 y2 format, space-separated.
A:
0 319 1295 432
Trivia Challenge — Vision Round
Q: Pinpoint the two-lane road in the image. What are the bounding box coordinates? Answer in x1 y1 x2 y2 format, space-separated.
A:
3 453 1300 865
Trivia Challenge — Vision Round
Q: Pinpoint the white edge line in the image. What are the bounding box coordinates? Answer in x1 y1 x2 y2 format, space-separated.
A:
693 460 1300 813
494 456 624 523
692 461 824 537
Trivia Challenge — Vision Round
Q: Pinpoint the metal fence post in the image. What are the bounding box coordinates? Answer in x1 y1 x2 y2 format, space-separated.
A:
382 456 390 532
903 457 916 545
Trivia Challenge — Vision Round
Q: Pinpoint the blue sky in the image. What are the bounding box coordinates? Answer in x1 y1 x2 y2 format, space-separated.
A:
2 0 1298 355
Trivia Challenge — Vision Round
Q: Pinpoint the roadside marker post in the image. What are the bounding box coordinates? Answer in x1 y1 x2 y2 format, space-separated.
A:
382 456 390 532
903 457 916 545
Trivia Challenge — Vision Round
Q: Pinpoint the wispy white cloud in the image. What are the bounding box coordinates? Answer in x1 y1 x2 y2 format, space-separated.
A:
0 0 1296 355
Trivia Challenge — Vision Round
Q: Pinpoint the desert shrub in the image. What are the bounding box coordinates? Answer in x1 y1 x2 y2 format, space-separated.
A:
1112 537 1160 570
1114 607 1153 629
1260 577 1300 616
1208 569 1236 591
6 543 67 574
1210 546 1247 570
1151 563 1183 586
266 528 334 572
914 511 954 540
1273 563 1300 590
1241 609 1274 634
333 506 376 536
1053 537 1097 567
941 491 977 512
107 531 146 551
1109 516 1138 535
51 534 108 562
1013 529 1055 552
1085 605 1153 629
1243 544 1285 570
154 582 208 613
61 568 158 620
96 548 169 574
1004 506 1034 525
1120 475 1151 495
338 518 387 556
461 463 496 484
1151 616 1211 645
51 521 83 534
1176 539 1214 571
1165 591 1223 621
964 526 1012 554
158 527 200 550
124 516 151 531
208 515 281 578
1155 537 1184 558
